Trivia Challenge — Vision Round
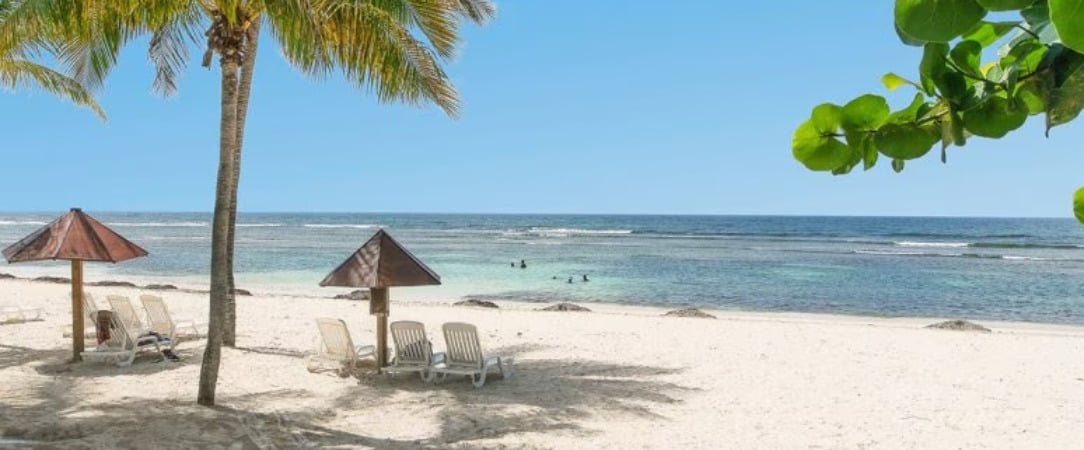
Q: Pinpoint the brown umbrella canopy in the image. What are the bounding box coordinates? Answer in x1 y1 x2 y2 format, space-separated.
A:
320 229 439 370
3 208 148 362
3 208 148 263
320 229 440 288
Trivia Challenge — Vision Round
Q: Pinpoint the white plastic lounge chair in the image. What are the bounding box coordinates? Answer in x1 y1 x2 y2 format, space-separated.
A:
62 292 99 338
430 322 513 388
308 318 376 376
385 320 445 381
140 295 204 341
0 305 42 323
81 310 172 367
107 295 148 336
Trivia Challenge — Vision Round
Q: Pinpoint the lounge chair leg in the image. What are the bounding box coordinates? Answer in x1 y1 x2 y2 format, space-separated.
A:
472 371 487 388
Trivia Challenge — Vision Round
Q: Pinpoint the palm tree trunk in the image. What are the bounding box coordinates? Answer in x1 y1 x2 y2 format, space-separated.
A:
198 55 241 407
223 19 260 348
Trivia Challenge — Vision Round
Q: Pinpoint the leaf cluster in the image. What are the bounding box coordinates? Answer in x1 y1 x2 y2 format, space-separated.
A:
793 0 1084 181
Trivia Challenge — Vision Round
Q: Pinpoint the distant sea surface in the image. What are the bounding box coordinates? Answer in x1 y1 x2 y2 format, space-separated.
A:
2 213 1084 324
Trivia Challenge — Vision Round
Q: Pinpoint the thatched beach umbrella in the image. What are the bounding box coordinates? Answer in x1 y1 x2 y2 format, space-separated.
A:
320 229 440 368
2 208 148 361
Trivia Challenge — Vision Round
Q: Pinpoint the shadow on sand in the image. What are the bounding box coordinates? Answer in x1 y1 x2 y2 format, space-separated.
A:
1 343 693 449
328 343 695 447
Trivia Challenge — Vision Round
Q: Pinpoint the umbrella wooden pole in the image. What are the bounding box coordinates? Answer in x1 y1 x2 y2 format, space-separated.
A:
371 287 389 369
70 260 84 362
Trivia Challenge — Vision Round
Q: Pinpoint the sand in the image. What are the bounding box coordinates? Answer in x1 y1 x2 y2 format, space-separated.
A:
2 277 1083 449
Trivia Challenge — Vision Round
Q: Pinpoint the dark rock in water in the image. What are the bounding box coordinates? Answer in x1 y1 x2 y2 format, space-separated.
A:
232 288 252 296
0 273 15 279
89 280 137 288
144 284 178 291
454 299 499 309
539 303 591 312
925 320 991 333
333 289 370 301
33 276 70 284
663 308 716 319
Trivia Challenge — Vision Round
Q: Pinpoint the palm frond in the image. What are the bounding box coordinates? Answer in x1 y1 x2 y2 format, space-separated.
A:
44 1 205 94
0 57 105 118
148 3 203 96
266 0 460 116
374 0 460 59
454 0 495 25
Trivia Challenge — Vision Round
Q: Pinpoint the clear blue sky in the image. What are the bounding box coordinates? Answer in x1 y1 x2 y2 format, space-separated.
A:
2 1 1081 216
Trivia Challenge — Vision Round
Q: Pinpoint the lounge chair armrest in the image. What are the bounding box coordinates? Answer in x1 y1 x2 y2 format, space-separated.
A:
355 344 376 358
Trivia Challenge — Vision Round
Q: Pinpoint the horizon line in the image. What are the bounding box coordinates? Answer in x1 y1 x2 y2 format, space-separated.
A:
0 210 1073 220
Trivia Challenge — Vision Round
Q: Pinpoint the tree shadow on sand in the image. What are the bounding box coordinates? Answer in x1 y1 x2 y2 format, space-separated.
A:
25 346 199 379
0 345 69 371
0 384 536 450
331 343 696 446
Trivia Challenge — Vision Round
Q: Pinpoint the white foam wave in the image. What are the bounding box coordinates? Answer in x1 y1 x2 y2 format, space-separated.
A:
108 221 208 227
303 224 381 229
514 227 634 237
895 241 969 248
0 220 47 226
854 250 929 256
1002 255 1048 261
237 223 283 228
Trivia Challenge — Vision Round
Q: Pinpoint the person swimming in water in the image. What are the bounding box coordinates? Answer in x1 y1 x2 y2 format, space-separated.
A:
582 274 590 282
520 259 527 269
567 276 573 284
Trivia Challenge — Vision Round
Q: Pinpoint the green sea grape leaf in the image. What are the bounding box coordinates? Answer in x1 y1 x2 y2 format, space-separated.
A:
875 123 938 159
896 22 927 46
892 159 906 172
950 111 968 145
977 0 1036 10
842 95 890 131
1047 50 1084 129
962 21 1021 47
1002 40 1047 74
882 73 919 91
1074 186 1084 225
1051 0 1084 53
950 40 984 77
920 43 950 95
896 0 987 43
963 97 1029 137
811 103 843 133
888 93 928 123
793 121 851 171
1022 1 1061 43
935 69 970 102
832 141 864 175
1015 75 1049 114
941 116 954 149
863 139 880 170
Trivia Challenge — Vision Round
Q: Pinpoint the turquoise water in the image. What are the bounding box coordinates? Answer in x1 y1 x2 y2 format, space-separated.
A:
2 213 1084 324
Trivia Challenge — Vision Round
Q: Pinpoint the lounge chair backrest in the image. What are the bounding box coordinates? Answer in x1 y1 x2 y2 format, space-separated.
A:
70 292 99 322
140 295 174 336
315 318 355 360
391 321 432 365
96 310 136 351
443 322 485 369
107 295 144 333
84 292 98 323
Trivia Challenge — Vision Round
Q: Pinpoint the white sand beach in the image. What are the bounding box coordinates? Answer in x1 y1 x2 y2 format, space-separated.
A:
2 277 1083 449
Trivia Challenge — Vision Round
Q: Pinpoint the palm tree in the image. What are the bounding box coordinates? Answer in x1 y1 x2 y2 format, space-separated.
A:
0 1 102 117
5 0 493 406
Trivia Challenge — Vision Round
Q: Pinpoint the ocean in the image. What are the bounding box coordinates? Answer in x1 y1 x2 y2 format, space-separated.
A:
1 213 1083 324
